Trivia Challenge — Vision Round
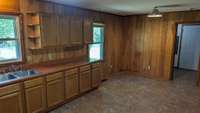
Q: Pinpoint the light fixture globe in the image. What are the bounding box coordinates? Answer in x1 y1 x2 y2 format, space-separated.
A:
147 7 163 18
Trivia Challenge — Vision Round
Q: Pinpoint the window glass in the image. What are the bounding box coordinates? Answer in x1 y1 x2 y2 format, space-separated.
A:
93 26 104 43
89 23 104 62
0 15 21 63
0 18 15 39
89 44 103 62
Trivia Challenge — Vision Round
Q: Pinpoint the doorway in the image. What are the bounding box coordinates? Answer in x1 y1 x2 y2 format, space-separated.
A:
172 23 200 82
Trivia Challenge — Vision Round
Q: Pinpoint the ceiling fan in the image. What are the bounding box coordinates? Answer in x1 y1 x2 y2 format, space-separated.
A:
147 4 186 18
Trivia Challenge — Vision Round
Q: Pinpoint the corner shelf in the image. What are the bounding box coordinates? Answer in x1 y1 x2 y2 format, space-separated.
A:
27 12 42 50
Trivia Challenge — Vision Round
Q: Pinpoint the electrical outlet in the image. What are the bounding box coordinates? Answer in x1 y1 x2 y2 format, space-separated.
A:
48 53 53 60
147 65 151 70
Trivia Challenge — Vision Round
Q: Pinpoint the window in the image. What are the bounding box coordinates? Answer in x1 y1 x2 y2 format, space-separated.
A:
0 15 22 64
89 23 104 62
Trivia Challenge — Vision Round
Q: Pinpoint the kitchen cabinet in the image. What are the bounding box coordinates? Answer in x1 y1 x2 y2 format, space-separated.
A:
58 15 70 46
0 83 24 113
0 62 103 113
92 67 101 88
46 72 65 107
80 65 91 93
84 17 93 44
70 16 83 45
65 68 79 99
40 13 58 47
24 77 46 113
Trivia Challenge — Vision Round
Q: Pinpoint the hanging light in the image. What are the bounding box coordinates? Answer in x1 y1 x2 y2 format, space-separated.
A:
147 7 163 18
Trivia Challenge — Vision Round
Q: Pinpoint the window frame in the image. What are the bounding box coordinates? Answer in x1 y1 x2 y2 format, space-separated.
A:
0 13 24 65
88 22 105 62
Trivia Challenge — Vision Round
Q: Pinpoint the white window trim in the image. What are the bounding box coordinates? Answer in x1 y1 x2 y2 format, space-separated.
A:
0 15 22 64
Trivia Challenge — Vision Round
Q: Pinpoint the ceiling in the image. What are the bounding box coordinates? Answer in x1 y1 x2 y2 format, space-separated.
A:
46 0 200 16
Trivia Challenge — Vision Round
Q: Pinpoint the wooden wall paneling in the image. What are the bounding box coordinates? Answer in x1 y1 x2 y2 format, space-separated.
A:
121 11 200 80
17 0 124 73
104 15 123 72
84 17 93 44
198 56 200 87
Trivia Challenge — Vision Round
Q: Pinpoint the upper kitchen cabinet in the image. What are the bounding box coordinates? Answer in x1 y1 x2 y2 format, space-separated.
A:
40 13 58 47
0 0 19 12
84 17 93 44
70 16 84 46
57 15 70 46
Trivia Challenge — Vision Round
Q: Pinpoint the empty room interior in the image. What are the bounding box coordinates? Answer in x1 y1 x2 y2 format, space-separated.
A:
0 0 200 113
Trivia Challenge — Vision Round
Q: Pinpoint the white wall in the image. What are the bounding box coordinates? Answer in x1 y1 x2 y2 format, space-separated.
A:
174 24 182 67
179 25 200 70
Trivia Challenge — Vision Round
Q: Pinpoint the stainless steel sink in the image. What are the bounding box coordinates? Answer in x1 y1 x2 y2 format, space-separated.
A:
12 70 40 78
0 74 17 82
0 69 40 83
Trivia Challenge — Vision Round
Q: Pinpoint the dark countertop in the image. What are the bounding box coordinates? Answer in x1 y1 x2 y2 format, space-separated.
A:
0 60 101 87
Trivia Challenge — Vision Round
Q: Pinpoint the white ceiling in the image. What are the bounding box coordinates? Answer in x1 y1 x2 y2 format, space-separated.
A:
46 0 200 16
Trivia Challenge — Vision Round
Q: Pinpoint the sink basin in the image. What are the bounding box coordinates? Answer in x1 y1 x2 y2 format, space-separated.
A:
0 74 17 83
0 69 40 83
12 70 40 78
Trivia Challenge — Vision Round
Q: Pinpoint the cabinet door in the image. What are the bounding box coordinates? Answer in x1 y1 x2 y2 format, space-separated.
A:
80 70 91 93
47 79 64 107
58 15 70 46
25 85 46 113
84 17 93 44
40 13 58 47
0 92 24 113
92 68 101 88
65 74 79 99
70 16 83 45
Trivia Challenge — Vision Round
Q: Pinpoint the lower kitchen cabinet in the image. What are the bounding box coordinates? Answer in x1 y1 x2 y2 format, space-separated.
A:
65 69 79 99
47 78 65 107
92 67 102 88
0 62 103 113
80 70 91 93
0 84 24 113
24 78 46 113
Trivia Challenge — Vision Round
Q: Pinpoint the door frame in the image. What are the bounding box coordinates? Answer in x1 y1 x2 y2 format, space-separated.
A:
170 21 200 84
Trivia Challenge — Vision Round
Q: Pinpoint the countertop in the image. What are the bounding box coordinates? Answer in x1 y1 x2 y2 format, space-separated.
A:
0 60 101 87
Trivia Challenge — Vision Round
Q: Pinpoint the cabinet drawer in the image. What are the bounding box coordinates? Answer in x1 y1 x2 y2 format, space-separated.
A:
65 68 78 76
66 73 78 80
46 72 64 82
24 77 44 88
80 65 91 72
0 83 21 96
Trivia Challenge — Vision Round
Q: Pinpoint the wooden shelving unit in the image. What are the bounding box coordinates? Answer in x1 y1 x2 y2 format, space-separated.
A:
27 12 42 50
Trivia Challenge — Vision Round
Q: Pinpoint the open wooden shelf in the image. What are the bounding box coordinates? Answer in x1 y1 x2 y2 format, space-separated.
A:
27 24 40 27
27 12 42 50
28 36 40 39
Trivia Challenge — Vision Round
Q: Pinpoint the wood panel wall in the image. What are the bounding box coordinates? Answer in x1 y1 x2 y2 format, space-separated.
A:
3 0 200 80
122 11 200 80
17 0 123 72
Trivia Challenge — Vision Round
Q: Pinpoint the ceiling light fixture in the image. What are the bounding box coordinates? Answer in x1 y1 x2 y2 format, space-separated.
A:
147 7 163 18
